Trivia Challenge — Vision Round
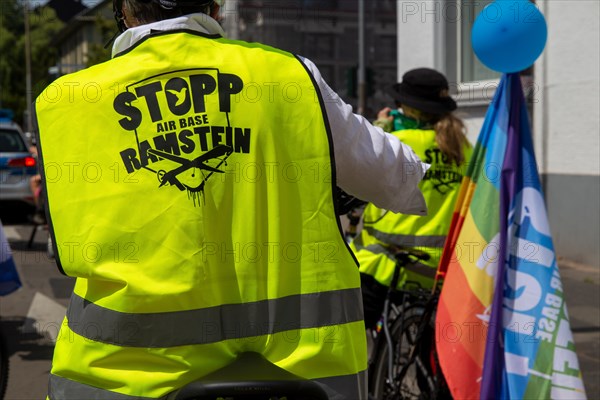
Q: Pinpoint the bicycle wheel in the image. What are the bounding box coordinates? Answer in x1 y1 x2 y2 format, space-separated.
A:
370 306 436 400
0 327 9 400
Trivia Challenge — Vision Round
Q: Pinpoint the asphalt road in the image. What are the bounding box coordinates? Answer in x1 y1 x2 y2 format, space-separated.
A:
1 209 598 399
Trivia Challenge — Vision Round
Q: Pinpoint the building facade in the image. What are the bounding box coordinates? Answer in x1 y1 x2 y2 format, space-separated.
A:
532 0 599 266
51 0 599 266
393 0 599 266
222 0 399 118
49 0 112 76
53 0 399 117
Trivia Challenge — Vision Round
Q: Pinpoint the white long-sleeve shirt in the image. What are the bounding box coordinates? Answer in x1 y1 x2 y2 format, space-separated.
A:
112 13 428 215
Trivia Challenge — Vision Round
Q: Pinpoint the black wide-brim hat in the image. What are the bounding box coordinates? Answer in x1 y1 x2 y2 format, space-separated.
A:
390 68 457 114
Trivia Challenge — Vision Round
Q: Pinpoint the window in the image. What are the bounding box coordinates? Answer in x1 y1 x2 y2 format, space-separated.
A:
317 65 335 88
274 26 302 53
339 28 358 60
441 0 501 103
458 0 500 83
448 0 537 105
303 33 335 60
0 129 27 153
373 35 396 63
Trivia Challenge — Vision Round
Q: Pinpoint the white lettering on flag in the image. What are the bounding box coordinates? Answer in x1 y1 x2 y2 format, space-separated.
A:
503 309 535 335
504 269 542 312
556 317 575 348
477 233 499 278
505 352 551 379
551 386 587 400
511 238 554 267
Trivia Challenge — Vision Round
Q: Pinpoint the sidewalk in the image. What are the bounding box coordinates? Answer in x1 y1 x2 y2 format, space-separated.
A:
558 258 600 399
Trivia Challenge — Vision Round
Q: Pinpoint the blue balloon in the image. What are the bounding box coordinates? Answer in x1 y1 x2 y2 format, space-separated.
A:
472 0 547 73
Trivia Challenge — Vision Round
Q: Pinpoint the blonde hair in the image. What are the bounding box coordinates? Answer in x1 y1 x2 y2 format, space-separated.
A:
433 113 469 166
404 106 469 166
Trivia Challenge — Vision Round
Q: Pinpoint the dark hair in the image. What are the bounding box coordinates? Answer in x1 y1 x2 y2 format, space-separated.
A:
122 0 212 25
122 0 179 24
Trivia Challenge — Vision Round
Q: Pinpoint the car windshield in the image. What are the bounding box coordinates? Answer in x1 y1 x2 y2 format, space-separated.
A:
0 129 27 152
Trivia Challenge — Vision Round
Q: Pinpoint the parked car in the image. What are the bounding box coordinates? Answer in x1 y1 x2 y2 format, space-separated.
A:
0 118 37 204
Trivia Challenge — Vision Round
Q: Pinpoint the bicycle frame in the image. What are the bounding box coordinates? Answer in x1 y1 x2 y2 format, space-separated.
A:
367 249 449 400
393 288 440 395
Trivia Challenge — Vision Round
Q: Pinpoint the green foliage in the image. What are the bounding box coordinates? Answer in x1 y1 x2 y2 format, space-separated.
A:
28 7 65 99
0 0 64 127
0 0 24 117
87 13 115 67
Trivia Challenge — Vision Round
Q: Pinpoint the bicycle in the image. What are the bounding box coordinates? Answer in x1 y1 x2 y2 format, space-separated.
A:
175 351 328 399
367 249 450 400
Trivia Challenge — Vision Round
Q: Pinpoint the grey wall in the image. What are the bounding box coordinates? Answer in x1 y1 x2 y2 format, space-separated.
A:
534 0 600 268
544 174 600 267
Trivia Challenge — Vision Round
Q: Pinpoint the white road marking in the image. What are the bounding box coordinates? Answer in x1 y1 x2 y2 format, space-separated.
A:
2 226 22 241
22 291 67 342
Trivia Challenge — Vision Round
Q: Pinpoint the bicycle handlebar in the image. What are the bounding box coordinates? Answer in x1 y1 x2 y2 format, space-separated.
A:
335 187 367 216
386 246 431 292
388 246 431 264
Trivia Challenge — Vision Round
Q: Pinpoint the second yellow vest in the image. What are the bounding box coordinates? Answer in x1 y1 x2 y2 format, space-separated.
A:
351 128 472 289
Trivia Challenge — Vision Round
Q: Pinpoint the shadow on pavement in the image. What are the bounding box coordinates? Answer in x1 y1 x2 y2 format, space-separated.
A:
0 317 54 362
6 237 48 253
0 201 36 226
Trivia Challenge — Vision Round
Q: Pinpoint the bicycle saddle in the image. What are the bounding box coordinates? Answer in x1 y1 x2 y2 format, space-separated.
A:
175 352 329 400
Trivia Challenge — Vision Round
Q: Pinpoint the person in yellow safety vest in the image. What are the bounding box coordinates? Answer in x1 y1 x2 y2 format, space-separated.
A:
350 68 473 329
34 1 430 399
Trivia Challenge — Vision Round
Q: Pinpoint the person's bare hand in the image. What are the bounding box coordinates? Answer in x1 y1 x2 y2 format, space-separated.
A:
377 107 393 121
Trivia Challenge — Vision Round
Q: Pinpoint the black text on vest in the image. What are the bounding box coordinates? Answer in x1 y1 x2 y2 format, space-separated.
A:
113 73 244 130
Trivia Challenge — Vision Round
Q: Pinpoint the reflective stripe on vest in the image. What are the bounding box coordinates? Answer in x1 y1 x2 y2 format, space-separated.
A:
363 225 447 249
66 288 363 347
37 30 366 399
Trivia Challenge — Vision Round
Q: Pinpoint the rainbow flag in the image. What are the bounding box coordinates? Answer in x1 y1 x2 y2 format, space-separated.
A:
0 220 22 296
435 73 587 399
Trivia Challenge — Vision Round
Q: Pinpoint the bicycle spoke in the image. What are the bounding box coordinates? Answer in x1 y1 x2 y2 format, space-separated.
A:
370 304 446 400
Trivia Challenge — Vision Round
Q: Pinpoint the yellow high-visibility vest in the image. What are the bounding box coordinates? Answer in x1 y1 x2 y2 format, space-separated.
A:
36 30 366 399
351 128 472 289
